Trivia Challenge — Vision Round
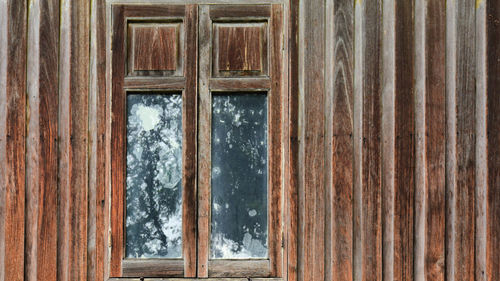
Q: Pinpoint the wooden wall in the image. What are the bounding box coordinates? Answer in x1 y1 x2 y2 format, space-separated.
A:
288 0 500 280
0 0 499 281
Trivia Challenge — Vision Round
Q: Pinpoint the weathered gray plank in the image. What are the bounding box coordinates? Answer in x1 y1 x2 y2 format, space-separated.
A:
446 0 477 280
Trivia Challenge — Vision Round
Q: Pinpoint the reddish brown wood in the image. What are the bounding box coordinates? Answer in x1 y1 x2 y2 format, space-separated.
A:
217 25 263 71
89 0 107 280
122 260 183 277
327 0 354 279
361 0 382 279
57 1 90 281
25 0 60 280
287 0 299 280
209 5 271 19
131 24 179 71
124 77 186 90
299 0 326 280
111 4 195 277
486 0 500 279
393 1 415 280
110 5 126 277
0 1 26 280
424 0 446 279
183 4 198 277
209 78 271 91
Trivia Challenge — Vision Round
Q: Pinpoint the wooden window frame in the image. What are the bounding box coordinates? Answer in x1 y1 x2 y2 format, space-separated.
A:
109 3 284 279
197 4 284 278
110 4 198 277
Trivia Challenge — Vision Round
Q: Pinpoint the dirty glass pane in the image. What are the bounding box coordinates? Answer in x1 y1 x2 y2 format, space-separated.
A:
126 94 182 258
210 93 268 259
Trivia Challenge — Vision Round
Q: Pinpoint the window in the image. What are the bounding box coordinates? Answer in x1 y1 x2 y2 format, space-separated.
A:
110 4 284 278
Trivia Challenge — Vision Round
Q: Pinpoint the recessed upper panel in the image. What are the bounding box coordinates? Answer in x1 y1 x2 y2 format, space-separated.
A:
213 23 268 77
128 22 183 76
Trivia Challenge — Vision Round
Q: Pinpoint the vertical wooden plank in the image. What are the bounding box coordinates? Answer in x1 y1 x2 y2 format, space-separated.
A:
270 4 284 277
183 4 198 277
25 0 59 280
394 2 415 280
0 1 26 281
414 1 447 280
445 0 457 278
326 0 354 278
287 0 299 280
393 1 415 280
104 2 113 280
475 1 487 281
446 0 476 280
58 0 90 280
298 0 325 279
381 0 396 279
89 0 107 280
109 5 125 277
361 0 382 279
197 5 211 277
413 0 426 278
424 0 446 280
486 0 500 279
353 0 363 277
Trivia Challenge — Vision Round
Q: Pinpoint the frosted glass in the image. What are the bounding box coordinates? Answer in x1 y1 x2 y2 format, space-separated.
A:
126 94 183 258
210 93 268 259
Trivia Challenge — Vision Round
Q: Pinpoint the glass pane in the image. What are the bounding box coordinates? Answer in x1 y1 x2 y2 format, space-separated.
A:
126 94 183 258
210 93 268 259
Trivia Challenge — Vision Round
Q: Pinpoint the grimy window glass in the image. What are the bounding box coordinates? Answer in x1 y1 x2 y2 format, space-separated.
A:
126 94 183 258
210 93 268 259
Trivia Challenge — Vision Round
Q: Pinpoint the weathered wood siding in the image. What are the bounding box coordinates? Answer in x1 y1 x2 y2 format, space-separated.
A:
0 0 498 280
290 0 500 281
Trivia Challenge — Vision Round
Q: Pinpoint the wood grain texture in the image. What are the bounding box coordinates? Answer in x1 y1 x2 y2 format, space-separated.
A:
269 5 284 276
122 260 184 277
89 0 107 280
0 1 27 281
423 0 446 279
360 0 382 279
183 5 198 277
326 0 354 279
196 5 211 277
209 5 271 19
448 0 476 280
286 0 299 280
393 1 415 281
131 24 179 71
208 260 271 277
110 5 126 277
298 0 325 279
58 0 90 280
209 78 271 91
124 77 186 90
25 0 60 280
217 25 263 71
486 0 500 279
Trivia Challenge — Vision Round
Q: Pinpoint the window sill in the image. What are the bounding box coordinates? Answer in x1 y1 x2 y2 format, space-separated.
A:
108 277 283 281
